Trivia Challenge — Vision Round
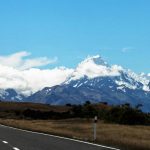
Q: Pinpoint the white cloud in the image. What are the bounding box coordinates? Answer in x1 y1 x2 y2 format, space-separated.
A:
121 47 135 53
0 64 73 96
0 53 122 95
0 51 57 70
0 52 73 95
69 55 122 80
0 52 148 96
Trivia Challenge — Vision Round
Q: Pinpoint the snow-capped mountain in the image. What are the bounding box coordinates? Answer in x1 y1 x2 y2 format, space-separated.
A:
0 89 25 101
27 55 150 112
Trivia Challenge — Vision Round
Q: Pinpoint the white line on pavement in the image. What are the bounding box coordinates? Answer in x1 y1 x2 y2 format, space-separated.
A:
0 139 20 150
13 147 20 150
2 141 8 144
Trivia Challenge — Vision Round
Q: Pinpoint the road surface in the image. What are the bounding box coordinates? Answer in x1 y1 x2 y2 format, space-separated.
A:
0 124 119 150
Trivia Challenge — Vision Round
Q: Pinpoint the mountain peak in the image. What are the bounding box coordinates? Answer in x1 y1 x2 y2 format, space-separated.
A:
65 55 121 81
82 55 108 66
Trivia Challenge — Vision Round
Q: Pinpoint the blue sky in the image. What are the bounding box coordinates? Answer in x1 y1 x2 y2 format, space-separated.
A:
0 0 150 73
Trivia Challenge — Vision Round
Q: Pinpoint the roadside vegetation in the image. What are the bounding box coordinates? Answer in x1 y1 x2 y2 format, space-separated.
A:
0 101 149 125
0 119 150 150
0 101 150 150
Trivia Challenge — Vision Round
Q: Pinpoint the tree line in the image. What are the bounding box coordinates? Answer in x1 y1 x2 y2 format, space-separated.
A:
15 101 150 125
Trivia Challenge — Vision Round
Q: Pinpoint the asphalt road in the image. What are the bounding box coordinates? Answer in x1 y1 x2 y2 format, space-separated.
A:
0 125 119 150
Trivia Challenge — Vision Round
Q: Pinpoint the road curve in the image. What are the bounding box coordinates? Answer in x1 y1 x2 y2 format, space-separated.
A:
0 124 120 150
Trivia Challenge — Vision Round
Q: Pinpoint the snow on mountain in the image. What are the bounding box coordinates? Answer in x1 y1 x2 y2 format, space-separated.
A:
0 89 25 101
66 55 150 92
126 71 150 91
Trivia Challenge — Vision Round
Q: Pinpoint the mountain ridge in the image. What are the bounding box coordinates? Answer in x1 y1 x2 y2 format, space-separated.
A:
26 56 150 112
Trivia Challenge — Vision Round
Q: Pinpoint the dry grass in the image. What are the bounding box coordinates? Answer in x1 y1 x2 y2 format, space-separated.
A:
0 102 70 119
0 118 149 150
0 102 69 112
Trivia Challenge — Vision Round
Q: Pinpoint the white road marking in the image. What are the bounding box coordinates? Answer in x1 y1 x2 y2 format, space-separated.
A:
0 124 120 150
2 141 8 144
13 147 20 150
0 139 20 150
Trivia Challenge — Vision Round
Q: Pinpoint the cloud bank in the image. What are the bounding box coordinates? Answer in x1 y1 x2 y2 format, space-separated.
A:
0 52 149 96
0 52 73 95
121 47 135 53
0 51 57 70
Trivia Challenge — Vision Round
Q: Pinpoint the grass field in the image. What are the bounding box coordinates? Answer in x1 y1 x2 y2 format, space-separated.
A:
0 102 69 112
0 118 149 150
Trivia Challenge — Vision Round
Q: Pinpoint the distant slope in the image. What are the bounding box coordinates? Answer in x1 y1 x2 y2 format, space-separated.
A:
0 89 25 101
